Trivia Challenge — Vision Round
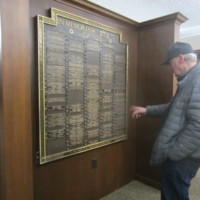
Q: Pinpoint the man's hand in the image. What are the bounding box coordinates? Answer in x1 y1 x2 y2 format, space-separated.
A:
130 106 147 119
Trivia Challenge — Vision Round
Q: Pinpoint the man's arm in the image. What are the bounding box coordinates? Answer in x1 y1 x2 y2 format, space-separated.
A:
130 103 170 119
146 104 170 118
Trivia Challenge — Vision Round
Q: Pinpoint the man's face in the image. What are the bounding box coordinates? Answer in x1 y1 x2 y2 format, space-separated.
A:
169 55 186 78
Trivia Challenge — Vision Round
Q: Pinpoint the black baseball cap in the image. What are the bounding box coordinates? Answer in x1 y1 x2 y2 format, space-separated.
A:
162 42 194 65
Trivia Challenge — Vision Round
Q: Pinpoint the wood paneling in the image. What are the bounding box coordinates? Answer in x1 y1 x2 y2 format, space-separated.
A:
135 13 187 186
30 1 137 200
0 0 33 200
0 0 187 199
0 2 5 199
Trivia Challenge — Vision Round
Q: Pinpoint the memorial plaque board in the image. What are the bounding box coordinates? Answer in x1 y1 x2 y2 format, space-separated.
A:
37 8 128 164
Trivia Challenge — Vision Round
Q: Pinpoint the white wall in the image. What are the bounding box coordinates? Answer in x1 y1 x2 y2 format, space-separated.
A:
180 35 200 50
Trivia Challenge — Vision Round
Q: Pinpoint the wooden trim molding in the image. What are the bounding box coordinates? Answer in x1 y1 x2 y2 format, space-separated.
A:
55 0 139 26
194 49 200 55
135 174 161 190
194 49 200 62
1 0 33 199
0 2 6 199
139 12 188 29
55 1 188 31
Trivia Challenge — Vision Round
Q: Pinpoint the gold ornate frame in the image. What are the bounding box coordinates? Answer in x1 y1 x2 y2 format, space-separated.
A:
37 8 129 164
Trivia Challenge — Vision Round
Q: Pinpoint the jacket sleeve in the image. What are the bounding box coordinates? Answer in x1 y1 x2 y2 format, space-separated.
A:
146 103 170 118
168 80 200 161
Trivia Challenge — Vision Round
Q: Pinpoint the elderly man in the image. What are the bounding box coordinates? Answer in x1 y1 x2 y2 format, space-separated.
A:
131 42 200 200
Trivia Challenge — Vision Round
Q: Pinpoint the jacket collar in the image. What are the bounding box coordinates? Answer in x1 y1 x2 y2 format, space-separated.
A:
177 63 200 88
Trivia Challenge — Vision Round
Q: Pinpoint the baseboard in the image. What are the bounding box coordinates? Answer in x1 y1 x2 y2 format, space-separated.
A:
135 174 161 190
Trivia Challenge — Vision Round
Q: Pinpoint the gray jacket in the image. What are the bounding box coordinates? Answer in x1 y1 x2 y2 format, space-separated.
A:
147 63 200 166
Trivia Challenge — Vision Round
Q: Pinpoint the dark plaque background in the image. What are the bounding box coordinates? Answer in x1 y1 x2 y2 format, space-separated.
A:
37 8 128 164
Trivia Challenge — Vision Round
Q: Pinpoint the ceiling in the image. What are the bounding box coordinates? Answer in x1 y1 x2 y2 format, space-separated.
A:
87 0 200 38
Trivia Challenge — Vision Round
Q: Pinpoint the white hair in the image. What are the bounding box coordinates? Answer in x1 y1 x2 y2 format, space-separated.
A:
184 53 197 62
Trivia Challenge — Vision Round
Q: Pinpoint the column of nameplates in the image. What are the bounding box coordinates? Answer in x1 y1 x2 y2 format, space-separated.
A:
67 33 85 149
113 43 126 137
65 30 69 151
100 42 115 140
85 39 101 144
44 26 67 155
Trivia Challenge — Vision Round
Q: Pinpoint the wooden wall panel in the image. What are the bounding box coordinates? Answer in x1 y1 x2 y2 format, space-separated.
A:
0 0 33 200
0 0 187 199
136 14 187 187
30 1 138 200
0 3 4 199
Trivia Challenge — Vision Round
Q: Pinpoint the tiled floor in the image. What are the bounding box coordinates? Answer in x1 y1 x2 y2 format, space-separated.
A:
100 181 160 200
100 170 200 200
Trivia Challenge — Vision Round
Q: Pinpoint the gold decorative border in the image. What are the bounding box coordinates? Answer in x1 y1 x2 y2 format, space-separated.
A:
37 7 129 164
